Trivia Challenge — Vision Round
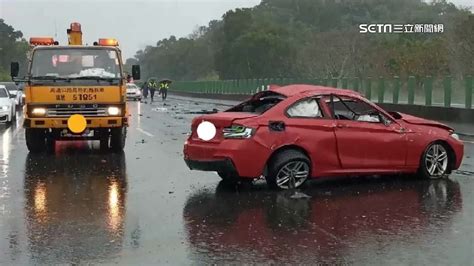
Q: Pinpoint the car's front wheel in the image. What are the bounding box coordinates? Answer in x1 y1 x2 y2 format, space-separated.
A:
266 150 311 190
419 142 450 179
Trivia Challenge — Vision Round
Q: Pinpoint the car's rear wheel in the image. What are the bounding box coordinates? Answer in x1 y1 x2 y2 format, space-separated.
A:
266 150 311 190
419 142 450 179
26 128 46 153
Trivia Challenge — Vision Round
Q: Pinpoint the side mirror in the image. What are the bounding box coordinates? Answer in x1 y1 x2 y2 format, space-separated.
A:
132 65 141 80
10 62 19 78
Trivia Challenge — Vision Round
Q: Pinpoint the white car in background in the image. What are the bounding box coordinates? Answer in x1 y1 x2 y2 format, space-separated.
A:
126 83 142 101
0 85 17 124
0 82 24 106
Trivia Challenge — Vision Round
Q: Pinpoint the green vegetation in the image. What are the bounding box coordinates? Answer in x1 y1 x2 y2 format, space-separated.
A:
0 19 29 81
132 0 473 81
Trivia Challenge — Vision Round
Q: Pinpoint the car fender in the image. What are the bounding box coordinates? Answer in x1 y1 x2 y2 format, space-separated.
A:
404 123 452 167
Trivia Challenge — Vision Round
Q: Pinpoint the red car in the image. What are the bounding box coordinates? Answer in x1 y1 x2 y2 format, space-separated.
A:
183 85 464 189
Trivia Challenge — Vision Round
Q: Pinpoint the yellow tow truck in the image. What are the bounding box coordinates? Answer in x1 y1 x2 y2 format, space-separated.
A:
10 22 140 152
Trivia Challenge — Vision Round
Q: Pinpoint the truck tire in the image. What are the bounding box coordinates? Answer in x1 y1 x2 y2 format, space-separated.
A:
46 136 56 153
26 128 46 153
110 127 126 152
99 129 110 150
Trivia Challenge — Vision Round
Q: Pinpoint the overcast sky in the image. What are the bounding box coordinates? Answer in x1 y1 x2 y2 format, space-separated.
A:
1 0 472 59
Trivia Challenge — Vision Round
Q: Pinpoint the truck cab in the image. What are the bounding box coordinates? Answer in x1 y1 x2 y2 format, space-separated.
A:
10 22 140 152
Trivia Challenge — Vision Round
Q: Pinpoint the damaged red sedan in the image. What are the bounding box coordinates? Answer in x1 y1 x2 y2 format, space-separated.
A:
183 85 464 189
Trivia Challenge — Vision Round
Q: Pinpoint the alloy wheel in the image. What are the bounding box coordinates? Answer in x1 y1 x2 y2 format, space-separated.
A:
275 161 310 189
424 144 448 178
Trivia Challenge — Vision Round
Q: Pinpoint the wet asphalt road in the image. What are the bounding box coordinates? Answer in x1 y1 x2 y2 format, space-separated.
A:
0 95 473 265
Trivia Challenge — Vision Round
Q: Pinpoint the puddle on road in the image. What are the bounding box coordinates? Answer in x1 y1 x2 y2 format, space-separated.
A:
183 177 465 264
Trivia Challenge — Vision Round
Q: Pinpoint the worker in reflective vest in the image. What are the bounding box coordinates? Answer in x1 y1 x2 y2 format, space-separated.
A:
148 79 158 102
159 82 169 100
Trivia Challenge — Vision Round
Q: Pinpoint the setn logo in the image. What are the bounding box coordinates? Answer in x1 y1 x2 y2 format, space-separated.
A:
359 24 392 33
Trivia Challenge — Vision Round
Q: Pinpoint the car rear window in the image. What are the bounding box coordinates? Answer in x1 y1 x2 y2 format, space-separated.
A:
226 91 286 114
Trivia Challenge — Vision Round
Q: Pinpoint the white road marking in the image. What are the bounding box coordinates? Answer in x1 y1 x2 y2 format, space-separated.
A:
137 128 154 137
463 140 474 144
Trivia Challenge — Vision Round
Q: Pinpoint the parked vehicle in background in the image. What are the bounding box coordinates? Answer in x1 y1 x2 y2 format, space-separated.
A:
0 82 24 106
0 85 17 124
126 83 142 101
184 84 464 189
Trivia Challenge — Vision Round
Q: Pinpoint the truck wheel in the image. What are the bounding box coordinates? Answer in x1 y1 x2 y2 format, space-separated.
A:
99 129 110 150
100 136 109 150
26 128 46 153
46 136 56 153
110 127 126 152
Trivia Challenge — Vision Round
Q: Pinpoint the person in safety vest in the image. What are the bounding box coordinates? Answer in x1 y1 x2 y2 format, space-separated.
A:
159 81 169 100
148 79 158 102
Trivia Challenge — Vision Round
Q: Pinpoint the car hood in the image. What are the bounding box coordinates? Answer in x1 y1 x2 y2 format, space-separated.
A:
9 91 18 96
395 112 453 131
0 98 12 106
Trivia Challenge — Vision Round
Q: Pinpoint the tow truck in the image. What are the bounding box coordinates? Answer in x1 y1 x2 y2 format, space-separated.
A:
10 22 140 152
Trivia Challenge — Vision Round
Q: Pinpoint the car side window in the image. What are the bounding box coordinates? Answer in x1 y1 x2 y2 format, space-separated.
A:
328 96 383 123
287 98 323 118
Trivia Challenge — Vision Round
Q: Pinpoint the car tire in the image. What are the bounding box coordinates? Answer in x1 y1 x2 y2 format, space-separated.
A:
419 142 450 179
266 150 311 190
25 128 46 153
110 127 127 152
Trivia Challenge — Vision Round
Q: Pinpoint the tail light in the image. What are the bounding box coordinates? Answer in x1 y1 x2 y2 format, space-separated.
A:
223 125 255 139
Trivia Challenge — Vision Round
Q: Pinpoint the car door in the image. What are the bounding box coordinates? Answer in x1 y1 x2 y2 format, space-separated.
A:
283 96 340 175
325 94 408 170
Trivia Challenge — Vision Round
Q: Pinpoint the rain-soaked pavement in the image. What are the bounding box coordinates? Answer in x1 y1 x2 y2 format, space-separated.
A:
0 95 473 265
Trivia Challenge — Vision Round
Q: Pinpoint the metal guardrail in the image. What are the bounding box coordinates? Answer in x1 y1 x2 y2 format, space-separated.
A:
171 75 473 109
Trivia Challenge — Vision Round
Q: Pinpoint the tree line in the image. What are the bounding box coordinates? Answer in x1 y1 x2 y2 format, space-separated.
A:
0 19 28 81
132 0 473 82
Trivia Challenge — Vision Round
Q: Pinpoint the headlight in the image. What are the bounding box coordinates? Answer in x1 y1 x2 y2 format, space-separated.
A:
136 90 141 95
107 107 121 116
22 94 25 98
450 132 460 141
1 106 8 111
31 107 46 116
223 125 255 139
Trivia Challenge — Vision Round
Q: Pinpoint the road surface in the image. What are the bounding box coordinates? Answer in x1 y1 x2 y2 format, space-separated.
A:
0 96 473 265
